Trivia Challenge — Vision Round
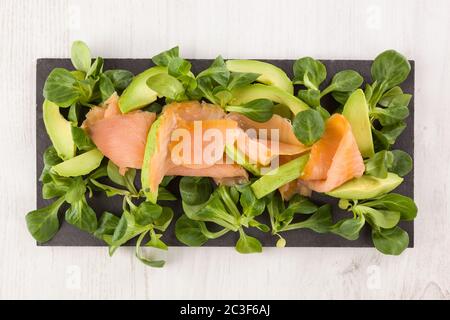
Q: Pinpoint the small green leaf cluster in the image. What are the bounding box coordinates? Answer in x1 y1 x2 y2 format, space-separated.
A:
29 144 176 267
291 57 364 145
337 193 417 255
175 178 269 253
148 49 274 122
293 56 363 117
364 50 412 150
97 198 173 268
27 146 104 243
365 149 412 178
265 191 416 255
45 40 133 108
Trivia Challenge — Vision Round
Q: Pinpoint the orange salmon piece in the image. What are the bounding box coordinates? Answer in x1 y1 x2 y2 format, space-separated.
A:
301 114 364 192
146 101 235 195
169 119 239 168
83 93 156 174
227 113 309 166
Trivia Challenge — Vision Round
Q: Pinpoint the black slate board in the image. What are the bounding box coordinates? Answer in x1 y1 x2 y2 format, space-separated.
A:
36 58 414 247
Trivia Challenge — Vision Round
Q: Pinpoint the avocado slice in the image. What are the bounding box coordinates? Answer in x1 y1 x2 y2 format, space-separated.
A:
141 116 163 203
251 154 310 199
342 89 374 158
225 144 262 176
52 148 104 177
226 60 294 94
118 66 167 113
326 173 403 200
43 99 76 160
231 84 309 115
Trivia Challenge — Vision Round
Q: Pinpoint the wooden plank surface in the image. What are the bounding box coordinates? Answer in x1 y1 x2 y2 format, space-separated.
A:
0 0 449 299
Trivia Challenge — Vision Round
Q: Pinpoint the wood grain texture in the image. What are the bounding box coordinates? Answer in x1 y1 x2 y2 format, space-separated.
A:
0 0 449 300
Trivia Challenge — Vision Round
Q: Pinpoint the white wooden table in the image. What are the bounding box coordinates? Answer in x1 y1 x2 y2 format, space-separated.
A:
1 0 449 299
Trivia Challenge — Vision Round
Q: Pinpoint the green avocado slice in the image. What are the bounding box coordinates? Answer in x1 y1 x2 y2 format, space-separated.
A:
118 66 167 113
225 144 261 176
342 89 375 158
141 116 163 203
43 99 76 160
230 84 309 115
52 148 103 177
226 60 294 94
326 173 403 200
251 154 310 199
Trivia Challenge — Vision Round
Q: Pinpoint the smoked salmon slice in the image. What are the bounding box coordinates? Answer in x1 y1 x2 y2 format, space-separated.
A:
144 101 242 198
83 93 156 174
227 112 304 146
226 113 309 166
164 100 226 121
166 160 248 180
169 118 239 168
301 113 364 192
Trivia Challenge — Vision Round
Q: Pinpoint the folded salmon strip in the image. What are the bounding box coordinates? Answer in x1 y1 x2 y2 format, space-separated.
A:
166 161 248 180
146 101 241 195
169 118 239 168
301 114 364 193
83 93 156 174
151 109 307 194
227 112 304 145
164 100 226 121
226 113 309 166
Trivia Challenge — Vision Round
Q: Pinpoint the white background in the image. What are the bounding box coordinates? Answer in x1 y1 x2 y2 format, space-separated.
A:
1 0 449 299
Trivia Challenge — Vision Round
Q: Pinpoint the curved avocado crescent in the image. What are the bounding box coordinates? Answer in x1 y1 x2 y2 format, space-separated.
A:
118 66 167 113
230 84 309 115
43 99 76 160
326 173 403 200
226 59 294 94
52 148 104 177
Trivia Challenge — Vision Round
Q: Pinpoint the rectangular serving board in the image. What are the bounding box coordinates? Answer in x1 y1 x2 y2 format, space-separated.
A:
36 58 414 247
